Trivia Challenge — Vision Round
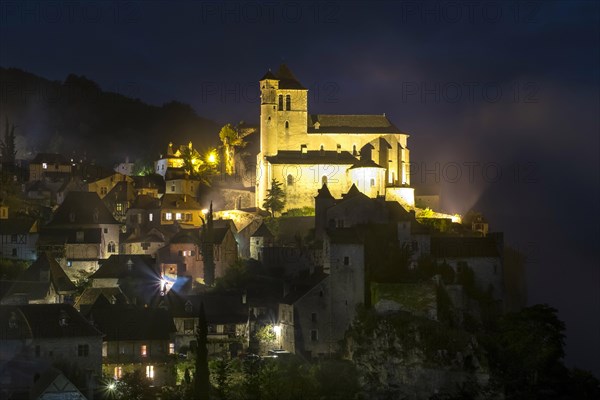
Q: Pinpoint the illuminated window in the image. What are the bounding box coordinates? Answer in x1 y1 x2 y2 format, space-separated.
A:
146 365 154 379
149 213 153 222
175 213 182 220
100 187 107 195
141 344 147 357
114 366 122 379
169 343 175 355
165 212 172 221
42 163 48 169
102 342 107 357
116 203 123 212
285 94 291 110
278 95 283 110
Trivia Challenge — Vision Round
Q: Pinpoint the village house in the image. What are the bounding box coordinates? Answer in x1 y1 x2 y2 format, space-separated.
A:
37 192 121 277
0 205 39 261
28 153 73 182
167 292 250 358
85 298 177 387
1 253 76 305
0 303 103 398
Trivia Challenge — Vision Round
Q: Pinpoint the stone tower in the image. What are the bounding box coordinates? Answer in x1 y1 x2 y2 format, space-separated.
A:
257 65 308 207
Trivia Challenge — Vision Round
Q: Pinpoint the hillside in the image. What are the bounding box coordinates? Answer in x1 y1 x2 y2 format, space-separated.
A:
0 67 221 165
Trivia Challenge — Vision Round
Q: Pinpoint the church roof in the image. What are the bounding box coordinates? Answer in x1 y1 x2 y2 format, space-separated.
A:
266 150 357 165
259 65 305 89
308 114 406 134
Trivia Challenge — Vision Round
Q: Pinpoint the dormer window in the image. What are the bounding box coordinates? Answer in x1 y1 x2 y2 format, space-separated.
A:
58 310 70 327
285 94 291 110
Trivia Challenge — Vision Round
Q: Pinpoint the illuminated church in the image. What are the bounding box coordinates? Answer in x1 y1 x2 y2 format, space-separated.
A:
256 65 415 210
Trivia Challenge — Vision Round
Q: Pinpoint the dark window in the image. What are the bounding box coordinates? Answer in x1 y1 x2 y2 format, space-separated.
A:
78 344 89 357
285 94 291 110
141 242 150 250
285 121 289 129
287 174 294 186
370 178 375 187
35 345 41 357
311 313 317 322
344 256 349 265
12 248 17 256
104 228 108 233
278 95 283 110
311 330 318 341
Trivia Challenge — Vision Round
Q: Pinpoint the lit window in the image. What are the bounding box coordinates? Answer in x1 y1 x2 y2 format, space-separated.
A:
146 365 154 379
141 344 147 357
175 212 182 220
42 163 48 169
102 342 107 357
169 343 175 355
114 366 122 379
165 213 172 221
149 213 153 222
116 203 123 212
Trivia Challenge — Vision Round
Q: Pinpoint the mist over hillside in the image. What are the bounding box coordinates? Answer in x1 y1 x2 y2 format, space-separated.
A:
0 67 221 165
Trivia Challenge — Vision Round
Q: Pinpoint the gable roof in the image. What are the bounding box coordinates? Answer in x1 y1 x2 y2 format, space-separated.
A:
75 287 129 313
87 302 176 341
47 192 119 226
167 292 249 323
31 153 70 164
0 217 37 235
250 222 273 238
161 193 203 210
0 304 103 340
308 114 405 134
91 255 159 280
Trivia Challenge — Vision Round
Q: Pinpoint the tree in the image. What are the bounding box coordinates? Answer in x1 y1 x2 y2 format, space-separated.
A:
219 123 247 175
180 142 218 185
114 369 153 400
195 302 210 399
262 179 285 216
201 202 215 286
0 117 17 165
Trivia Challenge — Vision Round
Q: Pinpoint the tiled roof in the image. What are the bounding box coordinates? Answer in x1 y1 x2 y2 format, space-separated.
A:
161 194 203 210
282 272 329 305
167 292 249 324
47 191 119 226
308 114 405 134
38 228 102 244
31 153 69 164
250 222 273 238
131 194 161 209
0 304 103 339
266 150 357 165
91 255 158 280
315 183 334 200
0 217 37 235
87 302 176 341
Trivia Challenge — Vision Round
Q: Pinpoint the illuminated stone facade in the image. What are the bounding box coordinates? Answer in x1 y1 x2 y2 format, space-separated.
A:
256 65 414 210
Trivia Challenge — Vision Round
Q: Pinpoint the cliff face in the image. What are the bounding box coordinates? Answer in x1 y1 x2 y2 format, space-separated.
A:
345 310 494 400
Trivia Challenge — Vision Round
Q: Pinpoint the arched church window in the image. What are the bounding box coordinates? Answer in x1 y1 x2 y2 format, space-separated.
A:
352 144 357 155
322 175 328 185
278 95 283 110
287 174 294 186
285 121 289 129
320 145 324 151
285 95 291 110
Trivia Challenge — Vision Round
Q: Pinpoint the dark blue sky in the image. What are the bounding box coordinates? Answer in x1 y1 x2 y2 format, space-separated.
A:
1 0 599 375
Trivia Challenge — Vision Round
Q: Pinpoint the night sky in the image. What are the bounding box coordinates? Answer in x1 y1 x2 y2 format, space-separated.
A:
1 1 599 376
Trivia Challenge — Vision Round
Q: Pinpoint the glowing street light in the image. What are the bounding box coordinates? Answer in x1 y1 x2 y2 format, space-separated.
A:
273 324 282 335
207 151 217 164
